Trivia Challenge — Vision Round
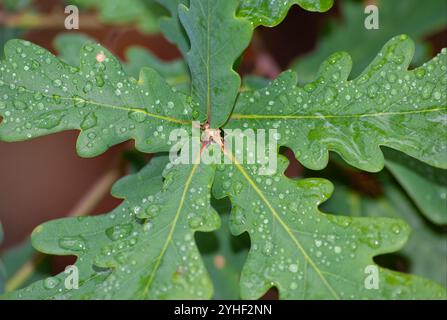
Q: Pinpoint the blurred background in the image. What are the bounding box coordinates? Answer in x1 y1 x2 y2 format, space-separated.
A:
0 0 446 298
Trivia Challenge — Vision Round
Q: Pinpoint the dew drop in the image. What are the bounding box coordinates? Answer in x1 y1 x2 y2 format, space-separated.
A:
83 81 93 94
222 180 231 190
421 83 435 99
44 277 60 289
143 204 160 219
288 201 299 213
433 91 441 100
106 224 133 241
128 111 147 123
31 60 40 70
304 83 316 92
391 224 401 235
415 68 426 79
188 216 202 228
367 238 381 249
393 55 404 64
387 73 397 83
81 112 97 130
13 99 28 110
95 75 105 87
324 86 338 104
34 92 43 101
263 242 274 256
34 111 63 129
367 84 379 99
233 181 243 195
192 108 200 119
58 236 86 251
288 264 298 273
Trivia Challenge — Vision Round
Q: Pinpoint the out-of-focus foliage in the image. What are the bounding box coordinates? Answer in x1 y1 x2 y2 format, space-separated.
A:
69 0 167 33
292 0 447 83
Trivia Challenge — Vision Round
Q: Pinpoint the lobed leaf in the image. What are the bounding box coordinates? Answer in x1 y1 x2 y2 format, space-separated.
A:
179 0 253 127
225 36 447 172
53 33 190 92
200 198 250 300
384 149 447 225
0 40 194 157
2 154 221 299
213 151 446 299
0 240 52 291
322 180 447 287
157 0 190 55
53 33 94 67
238 0 334 27
198 200 249 299
124 47 189 93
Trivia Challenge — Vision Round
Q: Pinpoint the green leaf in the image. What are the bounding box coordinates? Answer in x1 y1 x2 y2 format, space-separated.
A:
178 0 253 127
2 154 221 299
225 36 447 172
54 33 94 67
0 40 194 157
384 149 447 225
0 240 52 291
0 28 23 60
157 0 190 55
242 75 271 91
197 198 249 299
2 0 445 302
157 0 333 55
292 0 447 83
70 0 167 33
53 32 190 92
322 179 447 287
213 152 446 299
124 47 189 92
238 0 334 27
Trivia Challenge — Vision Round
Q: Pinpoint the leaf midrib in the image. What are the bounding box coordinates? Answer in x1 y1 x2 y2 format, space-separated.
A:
223 148 341 299
141 161 201 298
0 80 191 125
230 107 446 120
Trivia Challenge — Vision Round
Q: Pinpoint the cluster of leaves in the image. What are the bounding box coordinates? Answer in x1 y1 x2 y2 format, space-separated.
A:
288 0 447 228
0 0 446 299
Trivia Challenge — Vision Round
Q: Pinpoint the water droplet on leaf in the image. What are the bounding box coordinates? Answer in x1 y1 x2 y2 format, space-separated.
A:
59 236 86 252
106 224 133 241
